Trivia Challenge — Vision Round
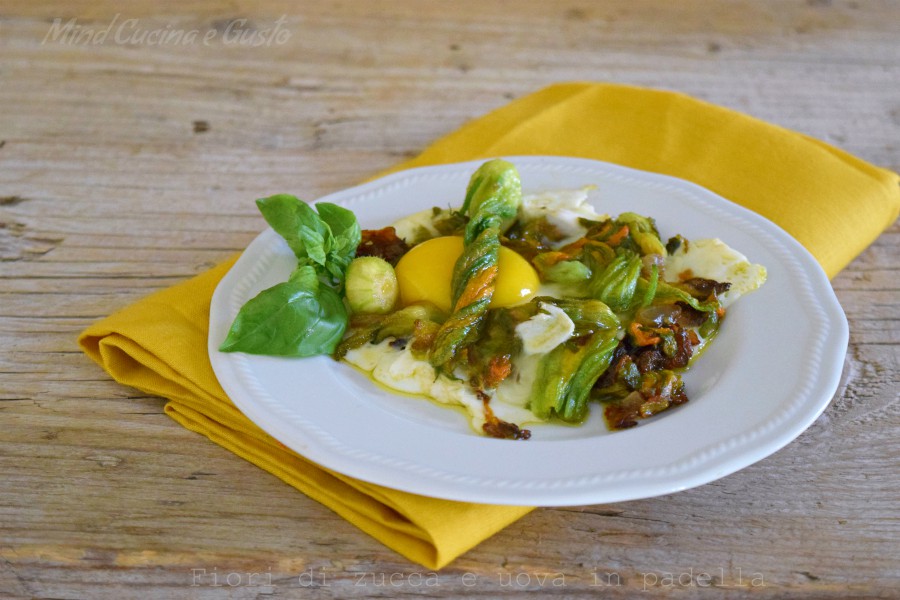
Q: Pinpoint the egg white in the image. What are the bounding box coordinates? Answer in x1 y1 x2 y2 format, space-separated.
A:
391 209 441 246
520 186 608 240
343 340 538 432
664 238 767 308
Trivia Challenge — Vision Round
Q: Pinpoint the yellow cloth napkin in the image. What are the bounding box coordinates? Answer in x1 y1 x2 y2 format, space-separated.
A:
390 82 899 277
79 82 899 569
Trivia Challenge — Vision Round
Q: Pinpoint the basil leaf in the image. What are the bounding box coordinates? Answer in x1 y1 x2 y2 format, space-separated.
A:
324 260 346 286
288 262 319 287
299 226 329 266
317 202 361 254
317 202 361 277
219 265 348 357
221 196 363 358
256 195 333 266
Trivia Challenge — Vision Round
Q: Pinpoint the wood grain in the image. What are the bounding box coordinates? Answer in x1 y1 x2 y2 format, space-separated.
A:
1 1 898 598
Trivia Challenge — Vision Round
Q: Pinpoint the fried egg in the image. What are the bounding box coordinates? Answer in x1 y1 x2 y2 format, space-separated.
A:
394 236 540 312
343 189 766 436
343 340 538 431
520 186 607 239
665 238 767 308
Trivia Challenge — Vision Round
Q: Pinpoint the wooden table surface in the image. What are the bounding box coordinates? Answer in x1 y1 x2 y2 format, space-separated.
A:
2 1 898 598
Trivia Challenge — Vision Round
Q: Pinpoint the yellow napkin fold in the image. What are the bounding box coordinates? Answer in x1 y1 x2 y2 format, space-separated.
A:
390 82 899 277
79 259 528 568
79 82 899 569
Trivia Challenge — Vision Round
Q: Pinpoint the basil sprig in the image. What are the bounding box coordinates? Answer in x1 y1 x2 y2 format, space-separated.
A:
219 195 361 357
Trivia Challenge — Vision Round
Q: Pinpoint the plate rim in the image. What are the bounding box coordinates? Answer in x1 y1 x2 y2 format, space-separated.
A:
208 156 849 506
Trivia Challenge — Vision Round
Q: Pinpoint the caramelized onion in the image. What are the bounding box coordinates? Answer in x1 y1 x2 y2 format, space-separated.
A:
634 304 682 327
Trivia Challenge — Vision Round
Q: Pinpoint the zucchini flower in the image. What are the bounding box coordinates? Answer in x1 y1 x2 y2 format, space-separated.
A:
534 296 620 336
429 226 500 368
529 333 619 423
588 249 642 312
459 159 522 243
430 160 522 370
617 212 666 256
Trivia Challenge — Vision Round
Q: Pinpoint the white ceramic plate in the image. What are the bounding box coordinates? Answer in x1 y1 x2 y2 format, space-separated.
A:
208 156 848 506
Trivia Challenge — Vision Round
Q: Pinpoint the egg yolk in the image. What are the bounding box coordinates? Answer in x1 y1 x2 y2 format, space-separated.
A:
395 236 539 313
